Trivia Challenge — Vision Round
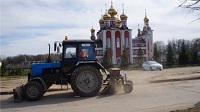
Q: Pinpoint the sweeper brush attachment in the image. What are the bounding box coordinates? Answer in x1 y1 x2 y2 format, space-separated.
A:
13 85 24 103
101 68 133 95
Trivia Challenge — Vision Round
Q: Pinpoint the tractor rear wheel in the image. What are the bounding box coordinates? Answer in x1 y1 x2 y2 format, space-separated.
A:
24 81 44 101
70 65 102 97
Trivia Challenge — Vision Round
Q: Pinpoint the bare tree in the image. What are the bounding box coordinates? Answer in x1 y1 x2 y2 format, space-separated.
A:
178 0 200 22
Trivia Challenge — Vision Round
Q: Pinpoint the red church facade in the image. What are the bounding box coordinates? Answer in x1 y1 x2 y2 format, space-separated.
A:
91 3 153 65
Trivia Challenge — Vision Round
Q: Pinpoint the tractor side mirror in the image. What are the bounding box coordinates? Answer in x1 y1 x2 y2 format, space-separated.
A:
54 42 62 53
57 46 60 53
54 42 57 52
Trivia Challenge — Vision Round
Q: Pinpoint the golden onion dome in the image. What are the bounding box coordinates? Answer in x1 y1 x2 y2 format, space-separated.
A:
90 27 95 32
144 15 149 22
103 11 111 20
116 16 121 24
108 5 117 18
99 16 104 24
120 12 128 20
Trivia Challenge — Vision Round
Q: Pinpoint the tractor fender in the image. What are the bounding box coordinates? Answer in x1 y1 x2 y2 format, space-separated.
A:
96 61 109 75
75 61 97 66
30 77 47 91
75 61 109 75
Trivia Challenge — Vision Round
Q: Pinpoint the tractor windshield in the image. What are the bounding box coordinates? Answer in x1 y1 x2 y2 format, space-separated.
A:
64 45 77 58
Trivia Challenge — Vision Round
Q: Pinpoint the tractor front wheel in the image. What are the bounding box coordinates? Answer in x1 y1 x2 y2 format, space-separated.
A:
70 65 102 97
24 81 44 101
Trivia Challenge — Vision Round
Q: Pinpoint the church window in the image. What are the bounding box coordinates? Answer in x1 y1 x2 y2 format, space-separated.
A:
107 38 111 48
126 38 129 48
117 58 121 65
116 38 120 48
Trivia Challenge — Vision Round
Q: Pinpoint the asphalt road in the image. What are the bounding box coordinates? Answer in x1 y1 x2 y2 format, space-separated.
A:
1 67 200 112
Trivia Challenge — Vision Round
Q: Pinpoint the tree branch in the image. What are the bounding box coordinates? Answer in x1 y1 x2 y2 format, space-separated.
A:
178 0 200 22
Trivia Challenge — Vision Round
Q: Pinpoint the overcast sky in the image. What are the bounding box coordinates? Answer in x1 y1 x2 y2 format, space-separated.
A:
1 0 200 56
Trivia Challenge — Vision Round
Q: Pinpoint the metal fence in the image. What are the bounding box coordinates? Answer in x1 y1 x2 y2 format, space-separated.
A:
0 68 31 76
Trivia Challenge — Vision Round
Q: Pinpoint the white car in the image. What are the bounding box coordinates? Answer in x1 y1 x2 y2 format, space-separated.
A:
142 61 163 71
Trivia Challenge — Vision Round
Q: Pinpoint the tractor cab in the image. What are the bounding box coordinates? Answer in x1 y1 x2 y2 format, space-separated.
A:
62 40 95 61
55 39 96 74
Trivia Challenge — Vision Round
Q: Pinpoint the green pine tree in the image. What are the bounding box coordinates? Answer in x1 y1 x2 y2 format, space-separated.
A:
178 41 189 66
166 42 174 67
153 43 160 62
137 47 143 67
120 46 129 68
192 51 199 64
101 46 112 69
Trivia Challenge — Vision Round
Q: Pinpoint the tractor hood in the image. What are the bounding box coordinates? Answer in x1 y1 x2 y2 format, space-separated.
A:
31 62 61 76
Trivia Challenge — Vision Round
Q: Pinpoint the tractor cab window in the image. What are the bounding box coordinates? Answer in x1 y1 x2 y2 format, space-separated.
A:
79 43 95 60
64 45 77 58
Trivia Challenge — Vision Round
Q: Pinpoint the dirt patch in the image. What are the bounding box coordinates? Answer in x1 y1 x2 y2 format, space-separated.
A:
148 68 200 83
0 76 27 92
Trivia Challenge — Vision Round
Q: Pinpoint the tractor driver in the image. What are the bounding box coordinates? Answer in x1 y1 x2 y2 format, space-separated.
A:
79 49 86 58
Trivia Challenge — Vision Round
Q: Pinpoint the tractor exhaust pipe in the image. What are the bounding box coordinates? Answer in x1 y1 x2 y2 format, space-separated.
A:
47 43 51 62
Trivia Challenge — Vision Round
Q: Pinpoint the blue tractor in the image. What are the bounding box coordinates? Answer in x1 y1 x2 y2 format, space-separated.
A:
13 39 133 102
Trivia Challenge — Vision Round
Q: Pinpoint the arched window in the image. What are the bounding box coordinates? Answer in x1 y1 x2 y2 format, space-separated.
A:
116 38 120 48
126 38 129 48
117 58 121 65
107 38 111 48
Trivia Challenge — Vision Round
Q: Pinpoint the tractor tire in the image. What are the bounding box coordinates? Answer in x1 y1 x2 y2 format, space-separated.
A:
70 65 103 97
123 84 133 93
24 81 44 101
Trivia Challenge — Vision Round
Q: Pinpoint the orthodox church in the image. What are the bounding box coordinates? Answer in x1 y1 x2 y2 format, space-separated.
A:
91 3 153 65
